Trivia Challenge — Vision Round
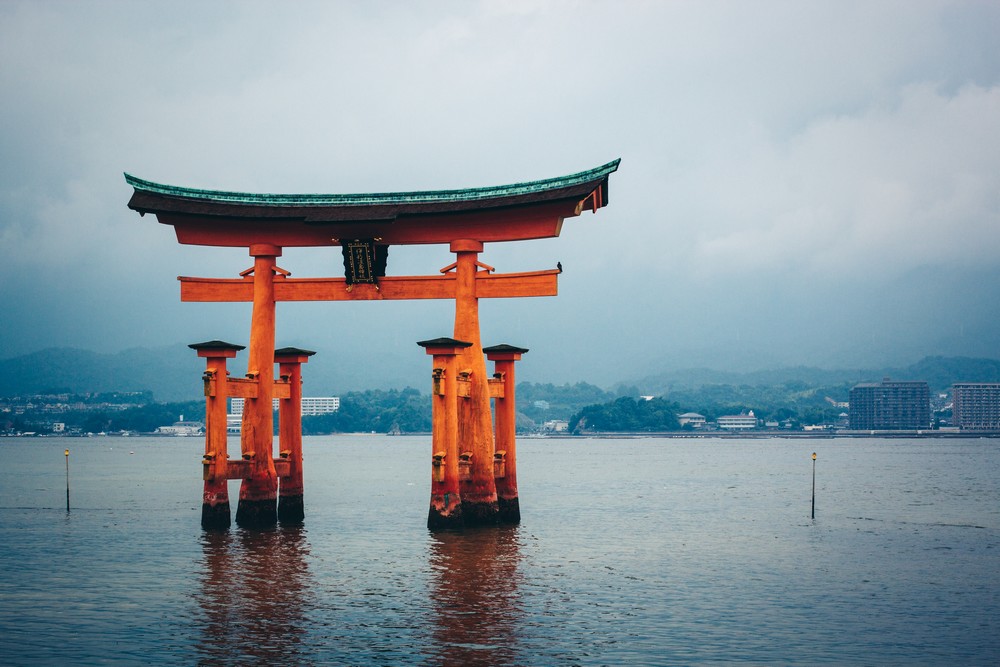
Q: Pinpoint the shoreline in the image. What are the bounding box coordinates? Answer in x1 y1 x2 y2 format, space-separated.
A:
534 430 1000 439
6 430 999 440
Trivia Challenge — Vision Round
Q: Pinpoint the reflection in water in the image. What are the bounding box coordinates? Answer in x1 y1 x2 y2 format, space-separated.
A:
427 526 525 667
196 527 314 665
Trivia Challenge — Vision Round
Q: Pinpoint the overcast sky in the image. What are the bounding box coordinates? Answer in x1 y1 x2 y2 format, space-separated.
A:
1 0 998 389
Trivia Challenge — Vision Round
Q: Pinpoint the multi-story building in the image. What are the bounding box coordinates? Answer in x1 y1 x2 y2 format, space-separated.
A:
230 397 340 416
677 412 707 428
300 397 341 416
717 411 757 430
952 383 1000 430
849 379 929 430
542 419 569 433
154 418 205 436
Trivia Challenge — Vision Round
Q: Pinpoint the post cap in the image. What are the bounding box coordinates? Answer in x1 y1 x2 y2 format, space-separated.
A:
275 346 317 357
417 337 473 348
188 340 245 358
189 340 246 351
417 337 473 355
484 343 529 360
483 343 529 354
274 346 316 363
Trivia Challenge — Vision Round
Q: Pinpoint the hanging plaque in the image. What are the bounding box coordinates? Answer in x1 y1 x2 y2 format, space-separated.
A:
341 239 388 286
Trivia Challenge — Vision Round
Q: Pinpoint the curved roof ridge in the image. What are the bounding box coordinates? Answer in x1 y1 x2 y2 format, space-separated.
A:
124 159 620 207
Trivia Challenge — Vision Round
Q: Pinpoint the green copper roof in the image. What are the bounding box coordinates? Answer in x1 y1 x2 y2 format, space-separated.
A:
124 159 619 207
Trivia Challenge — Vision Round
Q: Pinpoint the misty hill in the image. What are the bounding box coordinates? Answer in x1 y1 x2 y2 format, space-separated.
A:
628 356 1000 395
0 343 428 402
2 345 1000 403
0 346 205 402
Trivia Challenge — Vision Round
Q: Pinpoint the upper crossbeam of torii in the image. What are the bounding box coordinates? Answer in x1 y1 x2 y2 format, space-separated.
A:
124 159 619 530
126 159 619 247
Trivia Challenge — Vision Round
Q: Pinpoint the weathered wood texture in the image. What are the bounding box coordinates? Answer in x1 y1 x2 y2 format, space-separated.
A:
453 243 499 525
236 250 279 527
487 351 526 525
425 346 464 530
277 353 308 524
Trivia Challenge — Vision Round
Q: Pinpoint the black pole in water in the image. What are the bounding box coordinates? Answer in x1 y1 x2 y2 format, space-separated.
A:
65 448 70 512
811 452 816 519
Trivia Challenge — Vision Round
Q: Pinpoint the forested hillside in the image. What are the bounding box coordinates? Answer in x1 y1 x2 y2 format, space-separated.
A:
5 349 1000 434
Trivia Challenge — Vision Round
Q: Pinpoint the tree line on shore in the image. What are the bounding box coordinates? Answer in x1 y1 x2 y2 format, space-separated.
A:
5 354 994 435
5 380 860 435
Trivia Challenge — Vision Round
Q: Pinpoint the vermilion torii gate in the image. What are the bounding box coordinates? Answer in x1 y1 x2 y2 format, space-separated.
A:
125 159 619 529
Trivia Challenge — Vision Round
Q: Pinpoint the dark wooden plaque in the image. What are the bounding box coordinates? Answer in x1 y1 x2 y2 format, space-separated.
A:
341 239 388 285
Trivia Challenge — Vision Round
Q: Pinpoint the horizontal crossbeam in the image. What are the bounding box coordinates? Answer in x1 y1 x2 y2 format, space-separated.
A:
179 269 559 302
203 459 291 481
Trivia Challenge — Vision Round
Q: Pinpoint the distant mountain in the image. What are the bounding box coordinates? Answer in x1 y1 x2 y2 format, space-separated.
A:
0 344 426 402
3 345 999 403
630 356 1000 394
0 345 203 402
902 356 1000 391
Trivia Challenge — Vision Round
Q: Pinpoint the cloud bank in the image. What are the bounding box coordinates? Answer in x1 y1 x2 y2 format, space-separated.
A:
1 1 997 387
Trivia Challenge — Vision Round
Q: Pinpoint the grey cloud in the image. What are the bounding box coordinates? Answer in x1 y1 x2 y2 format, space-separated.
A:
1 0 998 387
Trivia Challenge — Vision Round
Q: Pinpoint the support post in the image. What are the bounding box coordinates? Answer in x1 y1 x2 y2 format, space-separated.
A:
236 243 281 528
485 344 528 524
418 338 472 530
450 239 499 525
275 347 315 524
190 340 246 530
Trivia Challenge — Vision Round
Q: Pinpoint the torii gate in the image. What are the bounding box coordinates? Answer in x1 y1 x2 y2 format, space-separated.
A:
125 159 619 529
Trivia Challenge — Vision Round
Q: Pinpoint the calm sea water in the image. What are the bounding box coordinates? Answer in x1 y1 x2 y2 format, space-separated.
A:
0 435 997 665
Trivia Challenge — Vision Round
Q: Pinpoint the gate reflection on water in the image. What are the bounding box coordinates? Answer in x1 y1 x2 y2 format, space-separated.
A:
426 526 524 666
196 527 314 665
193 522 530 666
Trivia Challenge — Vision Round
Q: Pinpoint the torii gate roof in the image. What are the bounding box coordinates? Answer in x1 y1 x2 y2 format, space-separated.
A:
125 159 619 247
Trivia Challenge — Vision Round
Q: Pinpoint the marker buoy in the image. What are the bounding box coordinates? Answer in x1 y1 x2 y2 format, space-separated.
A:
65 449 70 512
811 452 817 520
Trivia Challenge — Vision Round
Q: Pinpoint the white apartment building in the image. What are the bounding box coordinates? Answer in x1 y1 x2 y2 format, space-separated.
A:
717 410 758 430
542 419 569 432
230 397 340 416
155 419 205 436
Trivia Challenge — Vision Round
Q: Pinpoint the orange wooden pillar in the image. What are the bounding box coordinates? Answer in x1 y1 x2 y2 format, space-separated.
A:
236 243 281 528
450 239 499 525
275 346 315 524
191 340 245 529
418 337 471 530
484 344 528 524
